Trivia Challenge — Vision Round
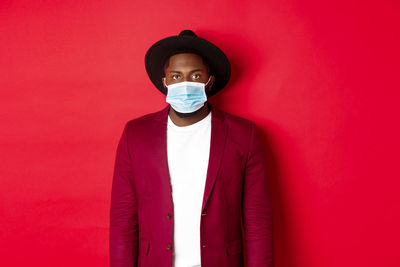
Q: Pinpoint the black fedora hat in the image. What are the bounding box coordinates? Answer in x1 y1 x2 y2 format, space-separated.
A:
145 29 231 96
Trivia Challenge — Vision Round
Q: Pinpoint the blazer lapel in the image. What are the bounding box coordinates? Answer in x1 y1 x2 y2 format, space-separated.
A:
201 107 228 212
151 105 173 197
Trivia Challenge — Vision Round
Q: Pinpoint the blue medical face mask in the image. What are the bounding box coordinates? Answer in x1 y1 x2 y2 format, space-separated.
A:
165 77 211 113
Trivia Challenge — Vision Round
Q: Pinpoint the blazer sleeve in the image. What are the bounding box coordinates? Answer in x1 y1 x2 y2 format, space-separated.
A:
109 123 139 267
242 122 273 266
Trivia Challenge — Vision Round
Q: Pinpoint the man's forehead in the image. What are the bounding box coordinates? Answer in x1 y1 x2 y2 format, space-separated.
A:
165 52 209 69
168 53 204 63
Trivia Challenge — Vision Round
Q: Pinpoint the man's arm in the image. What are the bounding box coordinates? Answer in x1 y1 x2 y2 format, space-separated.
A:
242 122 273 266
110 123 138 267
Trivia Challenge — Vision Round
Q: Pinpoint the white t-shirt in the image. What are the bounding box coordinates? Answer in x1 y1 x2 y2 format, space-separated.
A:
167 111 212 267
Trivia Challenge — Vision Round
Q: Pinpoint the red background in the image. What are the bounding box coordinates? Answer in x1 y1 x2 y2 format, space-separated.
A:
1 1 399 266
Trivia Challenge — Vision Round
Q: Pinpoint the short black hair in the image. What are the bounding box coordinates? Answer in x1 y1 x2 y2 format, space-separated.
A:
162 50 211 76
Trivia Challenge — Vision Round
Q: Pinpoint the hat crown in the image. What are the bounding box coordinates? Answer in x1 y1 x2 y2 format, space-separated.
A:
179 29 197 37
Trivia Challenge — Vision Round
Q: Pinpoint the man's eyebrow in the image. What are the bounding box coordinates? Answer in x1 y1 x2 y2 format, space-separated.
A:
190 69 204 73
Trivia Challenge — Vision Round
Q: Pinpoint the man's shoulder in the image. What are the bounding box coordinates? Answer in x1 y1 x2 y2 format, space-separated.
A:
125 106 168 129
216 109 256 129
213 109 259 142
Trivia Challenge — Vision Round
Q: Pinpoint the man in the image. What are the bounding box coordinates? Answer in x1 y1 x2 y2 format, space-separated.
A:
109 29 273 267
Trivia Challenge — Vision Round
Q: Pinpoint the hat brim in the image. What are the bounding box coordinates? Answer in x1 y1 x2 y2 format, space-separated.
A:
145 35 231 96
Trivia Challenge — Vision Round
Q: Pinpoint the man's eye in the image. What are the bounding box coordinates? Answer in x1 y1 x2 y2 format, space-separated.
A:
192 74 200 79
172 75 180 79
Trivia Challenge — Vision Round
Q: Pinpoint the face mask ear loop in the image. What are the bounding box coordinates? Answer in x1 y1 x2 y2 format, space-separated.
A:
204 76 212 87
163 77 167 88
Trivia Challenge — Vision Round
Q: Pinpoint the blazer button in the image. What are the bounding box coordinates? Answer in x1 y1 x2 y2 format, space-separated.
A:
167 213 172 219
166 244 172 250
201 213 207 216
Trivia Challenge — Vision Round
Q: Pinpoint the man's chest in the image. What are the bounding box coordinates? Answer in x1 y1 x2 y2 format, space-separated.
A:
166 127 211 178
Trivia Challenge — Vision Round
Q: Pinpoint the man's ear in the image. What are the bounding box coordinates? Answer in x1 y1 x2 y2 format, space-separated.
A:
162 77 167 89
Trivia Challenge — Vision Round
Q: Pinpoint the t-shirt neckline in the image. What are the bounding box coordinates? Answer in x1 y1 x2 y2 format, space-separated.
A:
167 111 212 132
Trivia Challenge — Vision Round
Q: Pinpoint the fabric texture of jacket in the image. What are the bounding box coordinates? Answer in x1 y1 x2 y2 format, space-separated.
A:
109 104 273 267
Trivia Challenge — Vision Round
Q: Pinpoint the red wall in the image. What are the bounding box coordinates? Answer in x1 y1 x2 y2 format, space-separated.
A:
1 1 399 266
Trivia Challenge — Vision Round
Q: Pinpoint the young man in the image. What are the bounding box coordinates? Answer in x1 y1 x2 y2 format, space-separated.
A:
109 30 273 267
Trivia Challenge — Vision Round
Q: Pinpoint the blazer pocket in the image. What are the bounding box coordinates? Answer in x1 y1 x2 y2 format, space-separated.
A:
139 239 150 255
226 238 242 256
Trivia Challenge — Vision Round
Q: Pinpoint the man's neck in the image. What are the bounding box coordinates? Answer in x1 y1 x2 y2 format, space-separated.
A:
168 103 210 127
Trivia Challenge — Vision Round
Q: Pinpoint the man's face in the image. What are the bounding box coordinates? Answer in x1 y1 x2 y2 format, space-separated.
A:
162 53 214 96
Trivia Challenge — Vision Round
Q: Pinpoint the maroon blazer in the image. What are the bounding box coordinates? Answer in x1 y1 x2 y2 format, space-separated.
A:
109 104 273 267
